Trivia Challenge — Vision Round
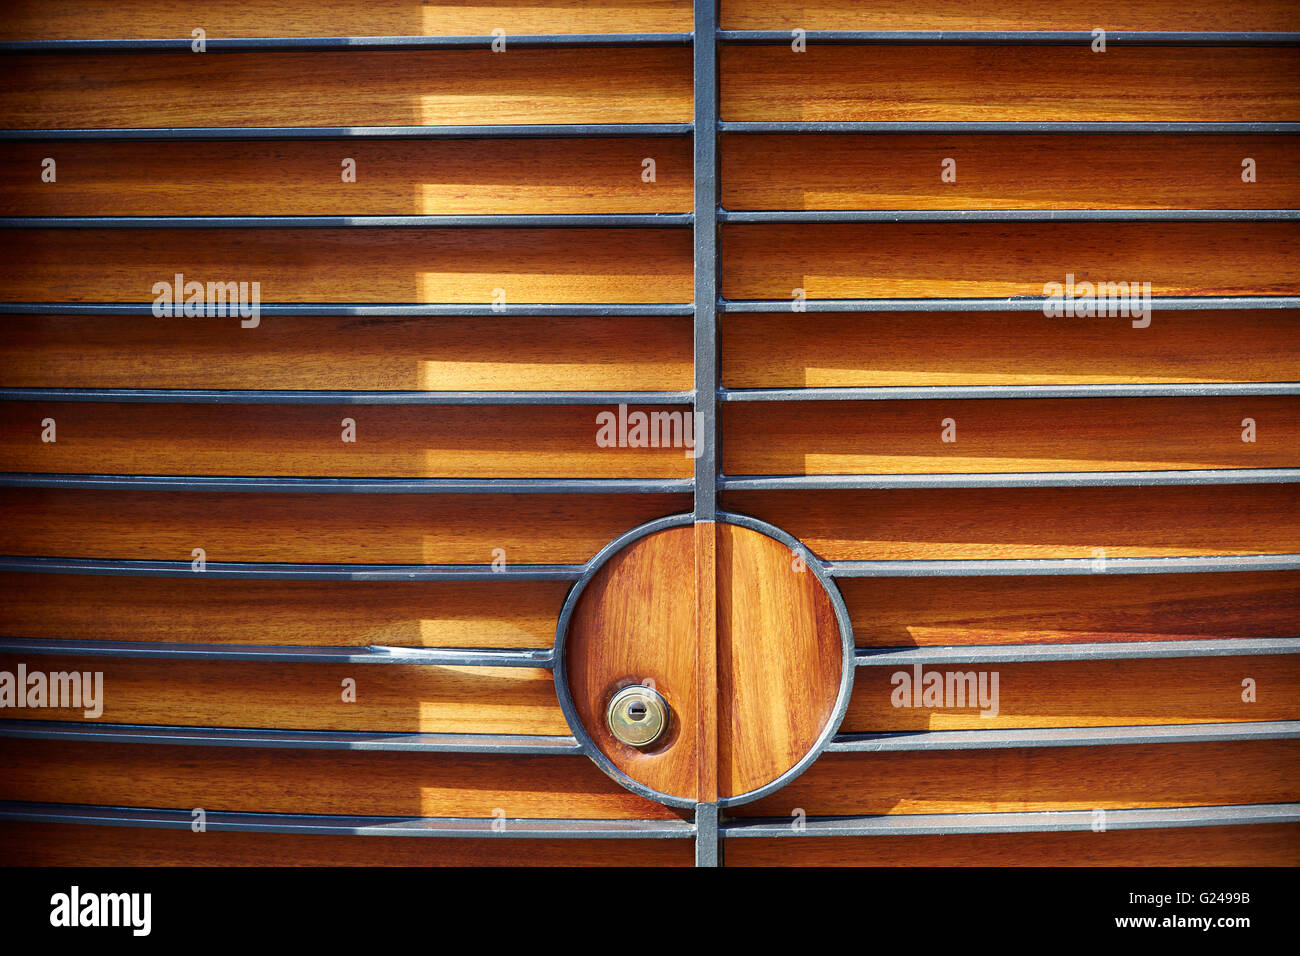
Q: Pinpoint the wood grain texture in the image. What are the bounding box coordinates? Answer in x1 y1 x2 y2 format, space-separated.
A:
0 739 685 820
695 521 718 803
1 49 692 129
0 139 693 216
1 0 693 40
723 397 1300 475
0 489 688 564
721 46 1300 123
721 310 1300 388
0 229 693 304
721 135 1300 211
721 485 1300 560
733 740 1300 816
0 315 693 391
841 571 1300 648
721 222 1300 300
0 573 569 648
725 823 1300 867
0 824 693 866
0 654 566 733
844 655 1299 731
0 402 693 479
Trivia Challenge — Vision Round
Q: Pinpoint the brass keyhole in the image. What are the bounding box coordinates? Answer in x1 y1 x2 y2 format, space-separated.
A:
606 685 668 747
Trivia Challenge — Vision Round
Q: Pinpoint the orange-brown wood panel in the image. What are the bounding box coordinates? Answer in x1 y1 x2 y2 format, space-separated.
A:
0 229 694 304
0 573 569 648
721 485 1300 560
724 823 1300 866
841 571 1300 648
0 823 694 866
0 654 567 733
720 135 1300 211
1 49 692 128
0 0 693 39
722 398 1300 475
694 521 718 803
0 489 689 564
0 403 694 479
720 46 1300 123
721 222 1300 300
0 315 694 391
0 739 685 820
733 740 1300 816
720 311 1300 388
844 655 1298 731
0 139 694 216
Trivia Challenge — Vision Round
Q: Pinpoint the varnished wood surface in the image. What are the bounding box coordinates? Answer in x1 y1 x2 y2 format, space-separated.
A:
723 397 1300 475
0 654 567 734
721 222 1300 300
0 573 569 648
721 310 1300 388
844 655 1299 731
0 229 694 304
694 521 718 803
841 571 1300 647
0 139 694 216
0 403 694 479
0 315 693 392
721 46 1300 123
2 49 692 128
721 135 1300 211
0 489 688 564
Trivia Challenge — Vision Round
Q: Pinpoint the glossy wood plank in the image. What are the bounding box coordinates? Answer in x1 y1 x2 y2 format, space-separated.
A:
0 573 569 648
721 485 1300 560
0 315 693 391
721 311 1300 388
0 229 693 304
721 222 1300 300
721 135 1300 211
0 139 694 216
734 740 1300 816
0 654 567 733
0 489 688 564
694 521 718 803
721 46 1300 123
841 571 1300 648
0 403 693 479
723 397 1300 475
844 655 1299 731
1 49 692 129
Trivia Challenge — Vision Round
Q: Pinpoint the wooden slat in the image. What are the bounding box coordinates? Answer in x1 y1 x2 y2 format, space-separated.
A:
844 655 1299 731
0 489 688 564
721 135 1300 211
721 485 1300 560
721 46 1300 123
721 310 1300 388
0 139 694 216
0 654 567 733
733 740 1300 816
1 49 692 129
0 229 693 304
841 571 1300 648
695 521 718 803
0 403 694 479
0 573 569 648
723 397 1300 475
721 222 1300 300
0 739 682 820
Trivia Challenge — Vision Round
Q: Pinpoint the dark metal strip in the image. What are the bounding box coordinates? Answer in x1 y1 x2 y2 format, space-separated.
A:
696 803 721 867
0 124 695 141
0 475 694 495
0 556 587 581
693 0 719 520
719 469 1300 491
719 121 1300 134
718 208 1300 223
824 554 1300 578
828 721 1300 752
0 388 695 405
0 33 694 53
718 295 1300 313
0 214 694 229
0 302 697 316
854 637 1298 666
719 383 1300 401
718 30 1300 46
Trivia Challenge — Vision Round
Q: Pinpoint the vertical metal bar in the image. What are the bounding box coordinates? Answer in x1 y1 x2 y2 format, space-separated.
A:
693 0 719 522
695 802 722 867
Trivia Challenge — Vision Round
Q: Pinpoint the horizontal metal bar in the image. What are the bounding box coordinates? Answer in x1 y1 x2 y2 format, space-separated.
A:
0 720 582 754
0 556 587 581
0 33 694 53
0 802 696 839
719 30 1300 46
0 475 694 495
0 637 555 668
823 554 1300 578
722 803 1300 838
0 388 695 405
828 720 1300 752
720 121 1300 135
0 124 694 141
718 208 1300 223
719 383 1300 401
719 469 1300 491
0 302 697 317
718 295 1300 313
855 637 1298 667
0 214 694 229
